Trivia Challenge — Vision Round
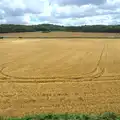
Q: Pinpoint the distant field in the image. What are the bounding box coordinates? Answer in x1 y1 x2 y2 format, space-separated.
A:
1 38 120 117
0 31 120 38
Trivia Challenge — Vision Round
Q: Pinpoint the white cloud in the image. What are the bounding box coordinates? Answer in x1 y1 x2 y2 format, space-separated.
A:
48 0 106 6
0 0 120 25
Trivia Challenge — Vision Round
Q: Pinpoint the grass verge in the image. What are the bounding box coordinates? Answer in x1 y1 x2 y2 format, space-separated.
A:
1 112 120 120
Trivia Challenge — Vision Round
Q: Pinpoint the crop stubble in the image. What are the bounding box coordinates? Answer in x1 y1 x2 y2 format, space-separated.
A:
0 39 120 116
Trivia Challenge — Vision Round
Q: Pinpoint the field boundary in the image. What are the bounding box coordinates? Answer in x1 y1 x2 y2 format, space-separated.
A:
1 36 120 39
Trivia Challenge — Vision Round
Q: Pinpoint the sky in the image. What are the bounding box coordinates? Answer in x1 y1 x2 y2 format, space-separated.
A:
0 0 120 26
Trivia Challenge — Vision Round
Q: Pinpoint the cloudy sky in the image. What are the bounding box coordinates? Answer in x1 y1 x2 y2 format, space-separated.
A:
0 0 120 26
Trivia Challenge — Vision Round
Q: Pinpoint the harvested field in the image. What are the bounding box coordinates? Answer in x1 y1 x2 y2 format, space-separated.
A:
0 38 120 117
0 31 120 38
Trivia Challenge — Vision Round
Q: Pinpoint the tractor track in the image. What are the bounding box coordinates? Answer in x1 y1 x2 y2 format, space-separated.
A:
0 51 93 78
0 44 107 82
0 76 120 83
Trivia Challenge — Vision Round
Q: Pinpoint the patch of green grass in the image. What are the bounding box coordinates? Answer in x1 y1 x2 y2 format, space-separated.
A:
1 112 120 120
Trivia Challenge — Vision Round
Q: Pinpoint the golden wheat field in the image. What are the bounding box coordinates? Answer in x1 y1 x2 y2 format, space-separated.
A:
1 38 120 117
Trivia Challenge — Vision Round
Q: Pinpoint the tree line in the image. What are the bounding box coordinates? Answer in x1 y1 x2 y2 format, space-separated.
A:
0 24 120 33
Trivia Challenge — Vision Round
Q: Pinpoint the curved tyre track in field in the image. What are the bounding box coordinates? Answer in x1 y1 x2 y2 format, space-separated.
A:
0 44 112 83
